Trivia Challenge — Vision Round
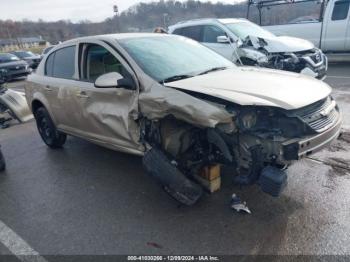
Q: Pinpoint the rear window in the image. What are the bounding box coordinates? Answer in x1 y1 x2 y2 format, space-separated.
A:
45 46 75 79
331 0 350 20
45 52 55 76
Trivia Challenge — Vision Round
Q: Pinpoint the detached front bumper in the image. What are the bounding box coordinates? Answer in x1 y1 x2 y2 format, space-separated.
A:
282 115 342 161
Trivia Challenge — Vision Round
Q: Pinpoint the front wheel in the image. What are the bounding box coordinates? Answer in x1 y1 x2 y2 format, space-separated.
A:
34 107 66 148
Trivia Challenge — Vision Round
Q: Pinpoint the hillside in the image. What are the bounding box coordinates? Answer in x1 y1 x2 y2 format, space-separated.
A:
0 0 321 44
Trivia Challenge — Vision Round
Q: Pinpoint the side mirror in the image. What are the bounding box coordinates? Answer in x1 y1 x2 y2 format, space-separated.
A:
94 72 134 89
217 35 230 44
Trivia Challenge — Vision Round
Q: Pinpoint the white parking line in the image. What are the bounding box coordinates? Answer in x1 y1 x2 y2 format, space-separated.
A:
0 220 48 262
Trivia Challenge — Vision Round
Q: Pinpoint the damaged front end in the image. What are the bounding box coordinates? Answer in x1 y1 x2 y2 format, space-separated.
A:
239 36 328 80
139 83 341 204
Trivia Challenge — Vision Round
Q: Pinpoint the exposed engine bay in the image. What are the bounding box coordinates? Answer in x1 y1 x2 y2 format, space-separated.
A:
141 94 341 205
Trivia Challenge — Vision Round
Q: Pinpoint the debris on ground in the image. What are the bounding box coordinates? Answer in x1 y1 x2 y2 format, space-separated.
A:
146 242 163 249
230 194 251 214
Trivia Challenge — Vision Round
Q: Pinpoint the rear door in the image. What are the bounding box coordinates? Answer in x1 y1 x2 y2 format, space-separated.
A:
323 0 350 51
37 44 79 128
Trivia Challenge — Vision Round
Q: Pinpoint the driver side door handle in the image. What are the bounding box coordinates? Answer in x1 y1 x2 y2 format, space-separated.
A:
76 90 89 99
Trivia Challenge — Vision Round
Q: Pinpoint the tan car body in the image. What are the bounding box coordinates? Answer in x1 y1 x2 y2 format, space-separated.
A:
26 35 234 155
25 34 342 203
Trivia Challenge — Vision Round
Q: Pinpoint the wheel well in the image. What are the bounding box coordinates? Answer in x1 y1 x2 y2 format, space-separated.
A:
31 100 44 114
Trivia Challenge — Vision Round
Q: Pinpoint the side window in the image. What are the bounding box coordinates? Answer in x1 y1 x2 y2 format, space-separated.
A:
179 26 202 41
45 52 55 77
332 0 350 20
52 46 76 79
83 44 128 82
202 25 226 43
172 28 183 36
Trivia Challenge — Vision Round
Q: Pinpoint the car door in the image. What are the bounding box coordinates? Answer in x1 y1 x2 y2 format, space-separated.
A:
200 25 233 60
61 40 141 152
38 44 79 128
323 0 350 51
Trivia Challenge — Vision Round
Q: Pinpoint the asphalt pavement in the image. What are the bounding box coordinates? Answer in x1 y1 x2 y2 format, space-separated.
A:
0 64 350 259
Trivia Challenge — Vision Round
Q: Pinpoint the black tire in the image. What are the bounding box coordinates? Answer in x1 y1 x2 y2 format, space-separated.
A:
34 107 66 148
0 148 5 172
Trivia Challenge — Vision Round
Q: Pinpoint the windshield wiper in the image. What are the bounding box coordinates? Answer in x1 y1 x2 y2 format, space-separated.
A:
198 67 227 76
160 74 193 84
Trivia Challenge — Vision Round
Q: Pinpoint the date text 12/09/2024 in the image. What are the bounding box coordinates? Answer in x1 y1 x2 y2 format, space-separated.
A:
127 256 220 261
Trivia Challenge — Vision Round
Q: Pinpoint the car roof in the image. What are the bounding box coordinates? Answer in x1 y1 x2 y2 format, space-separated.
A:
60 33 175 46
218 18 249 24
169 18 248 29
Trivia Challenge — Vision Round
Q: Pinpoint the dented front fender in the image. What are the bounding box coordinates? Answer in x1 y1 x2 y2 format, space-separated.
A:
139 83 234 128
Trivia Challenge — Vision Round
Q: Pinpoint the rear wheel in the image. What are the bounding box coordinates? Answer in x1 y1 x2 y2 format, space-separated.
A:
34 107 66 148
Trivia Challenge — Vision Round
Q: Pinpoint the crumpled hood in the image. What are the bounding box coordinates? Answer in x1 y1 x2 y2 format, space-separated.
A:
247 35 315 53
165 67 331 110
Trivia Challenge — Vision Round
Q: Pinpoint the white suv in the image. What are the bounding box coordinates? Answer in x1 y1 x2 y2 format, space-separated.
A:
169 18 328 79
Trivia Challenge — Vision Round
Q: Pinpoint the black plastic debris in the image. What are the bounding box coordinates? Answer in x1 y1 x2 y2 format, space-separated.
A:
143 148 203 206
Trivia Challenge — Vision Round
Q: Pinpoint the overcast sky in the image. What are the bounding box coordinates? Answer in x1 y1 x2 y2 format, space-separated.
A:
0 0 236 22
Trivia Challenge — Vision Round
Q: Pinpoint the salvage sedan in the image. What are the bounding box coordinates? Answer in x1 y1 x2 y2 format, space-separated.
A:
25 34 342 205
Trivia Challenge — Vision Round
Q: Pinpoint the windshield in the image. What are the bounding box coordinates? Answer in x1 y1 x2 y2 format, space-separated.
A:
225 21 275 40
0 53 20 63
14 51 35 58
119 35 234 82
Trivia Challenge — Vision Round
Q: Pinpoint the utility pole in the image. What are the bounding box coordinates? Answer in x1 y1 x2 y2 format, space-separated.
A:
113 4 120 33
163 13 169 29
